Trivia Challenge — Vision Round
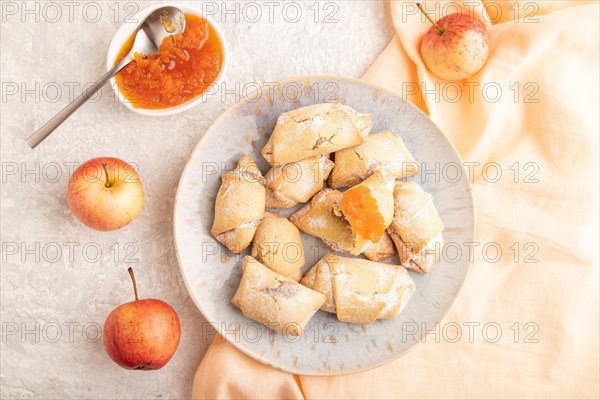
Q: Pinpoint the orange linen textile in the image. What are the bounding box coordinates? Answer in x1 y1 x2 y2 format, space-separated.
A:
193 1 600 398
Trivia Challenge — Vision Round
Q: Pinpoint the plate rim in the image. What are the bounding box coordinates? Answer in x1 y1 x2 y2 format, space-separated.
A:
173 74 476 376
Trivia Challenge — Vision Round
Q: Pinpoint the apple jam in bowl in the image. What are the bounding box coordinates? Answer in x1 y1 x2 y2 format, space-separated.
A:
106 4 228 116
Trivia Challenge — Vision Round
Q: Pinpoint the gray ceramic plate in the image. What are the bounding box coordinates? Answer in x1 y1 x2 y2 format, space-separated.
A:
174 75 475 376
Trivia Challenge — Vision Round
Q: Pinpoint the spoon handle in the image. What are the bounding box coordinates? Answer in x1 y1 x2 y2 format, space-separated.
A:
26 57 132 149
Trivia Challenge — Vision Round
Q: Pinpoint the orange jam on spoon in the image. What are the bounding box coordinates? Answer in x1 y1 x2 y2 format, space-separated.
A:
114 14 223 109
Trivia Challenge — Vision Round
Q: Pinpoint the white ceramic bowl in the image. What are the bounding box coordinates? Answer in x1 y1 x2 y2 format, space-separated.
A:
106 2 229 117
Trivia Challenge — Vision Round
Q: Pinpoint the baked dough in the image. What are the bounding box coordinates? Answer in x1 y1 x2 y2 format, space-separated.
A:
231 256 325 336
300 254 415 324
387 181 444 273
363 231 396 262
289 189 366 254
210 155 265 254
261 102 371 165
265 155 334 209
336 170 395 254
251 212 305 281
329 131 419 189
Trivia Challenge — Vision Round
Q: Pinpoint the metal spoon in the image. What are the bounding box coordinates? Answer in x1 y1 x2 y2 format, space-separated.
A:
26 6 185 148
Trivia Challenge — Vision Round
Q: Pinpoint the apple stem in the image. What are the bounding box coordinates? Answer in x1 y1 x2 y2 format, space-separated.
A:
417 3 444 35
128 267 139 301
102 163 111 188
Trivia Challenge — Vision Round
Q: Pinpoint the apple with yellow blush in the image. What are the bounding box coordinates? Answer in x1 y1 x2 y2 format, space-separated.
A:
103 268 181 370
67 157 143 231
418 3 489 81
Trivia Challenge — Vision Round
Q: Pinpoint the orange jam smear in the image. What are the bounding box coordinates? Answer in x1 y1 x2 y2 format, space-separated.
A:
339 186 386 243
114 14 223 109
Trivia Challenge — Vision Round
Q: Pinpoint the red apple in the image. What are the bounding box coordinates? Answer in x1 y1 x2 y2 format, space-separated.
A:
67 157 143 231
418 3 489 81
103 268 181 370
